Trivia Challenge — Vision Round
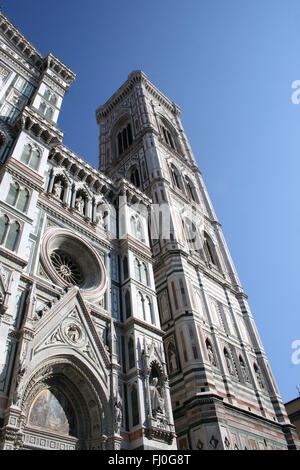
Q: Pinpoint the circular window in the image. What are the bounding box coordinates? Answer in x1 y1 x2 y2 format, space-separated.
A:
41 228 107 300
50 250 83 286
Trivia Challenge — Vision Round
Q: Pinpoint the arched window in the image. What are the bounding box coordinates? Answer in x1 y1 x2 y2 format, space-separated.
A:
170 163 181 189
50 94 57 105
183 218 200 252
125 290 131 319
141 262 149 286
204 232 219 267
20 143 32 165
134 258 141 281
0 215 9 244
128 337 135 369
30 149 40 170
5 221 20 251
131 215 143 242
184 176 198 202
38 101 46 114
16 188 29 212
6 183 30 213
131 386 139 426
44 88 51 100
45 107 54 120
20 143 41 171
160 122 175 149
123 256 128 280
6 182 19 207
117 122 133 156
137 291 145 320
136 217 143 241
145 296 155 325
130 167 140 188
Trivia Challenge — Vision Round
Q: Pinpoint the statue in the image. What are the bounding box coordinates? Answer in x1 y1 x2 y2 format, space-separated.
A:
255 367 265 389
150 377 164 417
53 180 63 199
168 345 177 373
240 359 249 382
75 194 85 214
114 394 122 434
224 351 234 375
207 343 216 366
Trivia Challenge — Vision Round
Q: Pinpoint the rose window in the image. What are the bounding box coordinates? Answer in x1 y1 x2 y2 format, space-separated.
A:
41 228 107 301
50 250 83 286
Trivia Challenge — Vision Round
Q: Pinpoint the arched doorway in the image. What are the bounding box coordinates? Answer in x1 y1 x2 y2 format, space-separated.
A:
20 358 109 450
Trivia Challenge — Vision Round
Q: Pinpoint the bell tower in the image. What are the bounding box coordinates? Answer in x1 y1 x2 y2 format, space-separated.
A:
96 71 299 450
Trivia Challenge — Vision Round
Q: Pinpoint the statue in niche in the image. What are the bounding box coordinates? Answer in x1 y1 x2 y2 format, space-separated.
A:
75 194 85 214
224 351 235 375
240 359 249 382
150 377 165 417
167 343 178 374
207 342 217 367
114 393 123 434
53 180 63 200
255 366 265 389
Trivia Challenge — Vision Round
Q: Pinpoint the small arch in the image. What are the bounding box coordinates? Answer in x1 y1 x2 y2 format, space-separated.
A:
45 107 54 120
20 143 32 165
5 220 20 252
141 262 149 286
169 163 181 190
122 256 128 280
145 295 155 325
124 290 131 319
0 214 9 244
128 337 135 369
30 148 41 170
44 88 51 100
204 232 219 267
113 116 133 158
130 385 139 427
38 101 46 114
129 166 141 188
6 181 19 207
184 176 198 203
16 188 30 212
130 215 144 242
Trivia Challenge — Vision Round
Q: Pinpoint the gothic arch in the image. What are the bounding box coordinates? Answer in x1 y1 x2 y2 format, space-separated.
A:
157 114 182 154
111 114 133 159
19 356 110 450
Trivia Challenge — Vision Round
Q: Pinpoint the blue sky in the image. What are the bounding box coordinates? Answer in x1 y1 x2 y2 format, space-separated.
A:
3 0 300 403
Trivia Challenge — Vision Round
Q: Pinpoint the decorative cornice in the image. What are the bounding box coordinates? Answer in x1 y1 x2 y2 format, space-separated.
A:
15 106 64 147
96 70 181 121
43 53 76 90
0 12 76 89
0 12 43 69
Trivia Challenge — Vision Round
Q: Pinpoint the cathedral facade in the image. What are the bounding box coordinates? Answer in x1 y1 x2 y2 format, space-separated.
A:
0 11 298 450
